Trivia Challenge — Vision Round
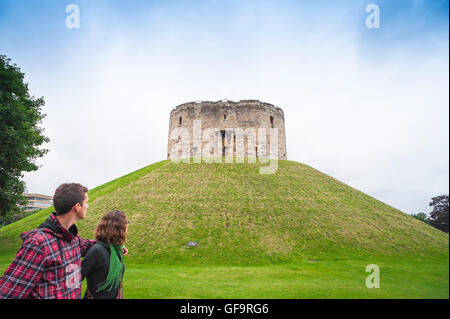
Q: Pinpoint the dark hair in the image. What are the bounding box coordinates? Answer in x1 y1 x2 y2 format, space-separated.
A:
94 210 128 246
53 183 88 215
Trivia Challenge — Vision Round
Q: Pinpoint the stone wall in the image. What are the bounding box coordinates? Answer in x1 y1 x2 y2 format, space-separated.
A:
167 100 287 160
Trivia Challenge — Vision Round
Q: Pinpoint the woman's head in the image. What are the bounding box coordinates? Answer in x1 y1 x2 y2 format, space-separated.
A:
94 210 128 246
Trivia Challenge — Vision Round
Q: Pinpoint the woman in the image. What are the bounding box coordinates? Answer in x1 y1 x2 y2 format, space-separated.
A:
82 210 128 299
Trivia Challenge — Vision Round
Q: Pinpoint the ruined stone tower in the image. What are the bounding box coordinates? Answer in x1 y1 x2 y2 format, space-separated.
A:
167 100 287 160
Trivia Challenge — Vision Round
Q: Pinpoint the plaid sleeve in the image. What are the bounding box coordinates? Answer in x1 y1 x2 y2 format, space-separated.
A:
79 237 96 258
0 238 45 299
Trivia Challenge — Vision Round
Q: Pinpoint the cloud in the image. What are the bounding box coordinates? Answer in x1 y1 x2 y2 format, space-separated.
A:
1 0 445 215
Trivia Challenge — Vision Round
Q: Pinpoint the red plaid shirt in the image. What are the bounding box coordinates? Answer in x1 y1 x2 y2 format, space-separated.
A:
0 213 95 299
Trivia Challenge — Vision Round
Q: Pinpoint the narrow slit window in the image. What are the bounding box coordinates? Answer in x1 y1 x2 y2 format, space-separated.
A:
179 117 182 125
270 116 274 128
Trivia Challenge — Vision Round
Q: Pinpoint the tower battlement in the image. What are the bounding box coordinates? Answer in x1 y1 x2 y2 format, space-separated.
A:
167 100 287 160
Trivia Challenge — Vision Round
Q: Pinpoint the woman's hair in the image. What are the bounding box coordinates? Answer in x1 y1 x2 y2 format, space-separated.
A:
94 210 128 246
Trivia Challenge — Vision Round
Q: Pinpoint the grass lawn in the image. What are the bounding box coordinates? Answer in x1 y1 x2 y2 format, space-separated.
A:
3 256 445 299
1 159 448 298
108 258 450 299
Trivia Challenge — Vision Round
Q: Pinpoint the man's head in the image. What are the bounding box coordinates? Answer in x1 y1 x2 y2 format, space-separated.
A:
53 183 89 219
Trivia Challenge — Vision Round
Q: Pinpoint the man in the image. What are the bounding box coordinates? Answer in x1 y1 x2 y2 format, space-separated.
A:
0 183 127 299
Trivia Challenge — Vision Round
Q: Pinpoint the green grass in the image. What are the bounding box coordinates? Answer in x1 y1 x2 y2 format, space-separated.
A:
0 160 167 259
0 158 448 298
1 257 448 298
118 257 448 299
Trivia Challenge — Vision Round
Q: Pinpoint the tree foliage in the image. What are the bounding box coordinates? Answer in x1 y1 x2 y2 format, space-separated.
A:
0 209 38 228
428 195 449 233
409 212 430 225
0 55 49 216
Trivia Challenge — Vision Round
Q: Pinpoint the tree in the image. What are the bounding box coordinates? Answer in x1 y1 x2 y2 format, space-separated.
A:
428 195 449 233
409 212 430 225
0 55 49 217
0 209 37 228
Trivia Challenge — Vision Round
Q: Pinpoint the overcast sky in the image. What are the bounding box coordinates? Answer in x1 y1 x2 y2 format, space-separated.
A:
1 0 448 215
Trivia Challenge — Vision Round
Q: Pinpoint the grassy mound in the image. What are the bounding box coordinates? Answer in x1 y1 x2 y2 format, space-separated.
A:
1 159 447 266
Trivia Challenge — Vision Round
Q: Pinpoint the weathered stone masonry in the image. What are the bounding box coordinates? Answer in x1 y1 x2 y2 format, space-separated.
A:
167 100 287 160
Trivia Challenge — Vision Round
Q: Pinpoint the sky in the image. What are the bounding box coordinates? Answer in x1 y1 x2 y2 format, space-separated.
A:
0 0 448 215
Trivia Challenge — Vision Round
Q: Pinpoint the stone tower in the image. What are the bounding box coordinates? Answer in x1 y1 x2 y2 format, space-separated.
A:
167 100 287 160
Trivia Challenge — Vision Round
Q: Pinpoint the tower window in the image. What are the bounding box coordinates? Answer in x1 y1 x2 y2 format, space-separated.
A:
179 117 182 125
224 115 226 120
221 130 226 157
270 116 274 128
